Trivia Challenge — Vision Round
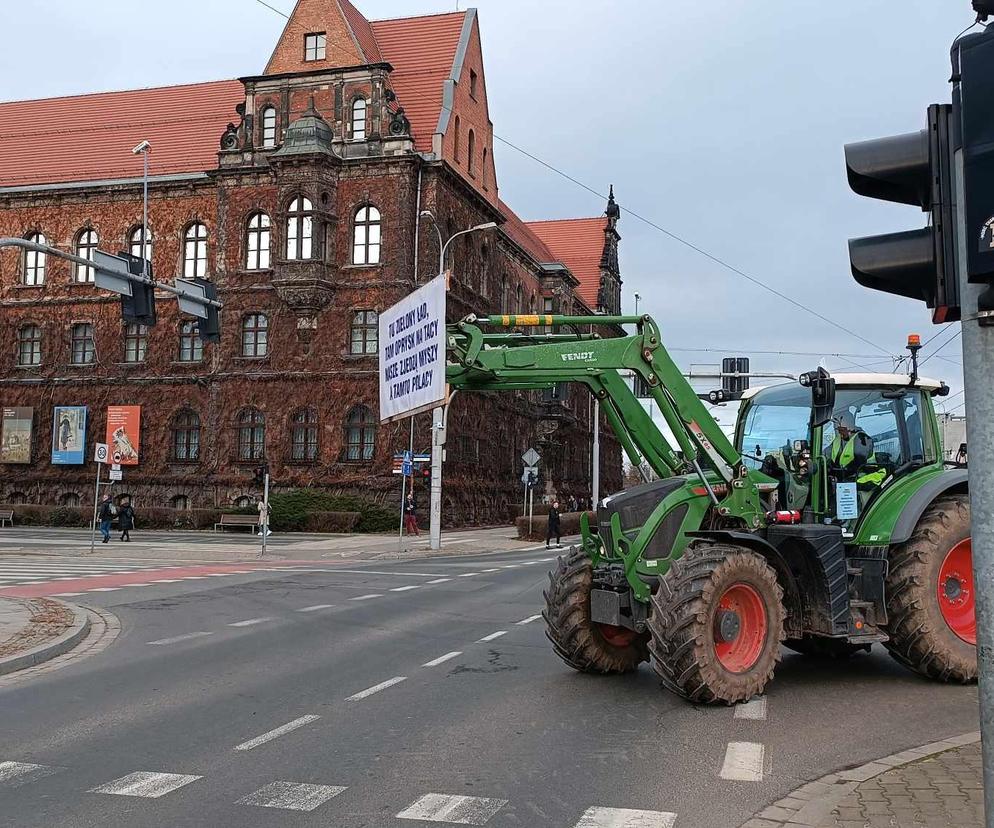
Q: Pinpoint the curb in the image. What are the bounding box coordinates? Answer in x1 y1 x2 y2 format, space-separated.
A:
738 730 982 828
0 600 92 677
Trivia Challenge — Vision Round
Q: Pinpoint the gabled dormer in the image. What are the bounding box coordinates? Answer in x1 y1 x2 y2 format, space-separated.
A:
264 0 382 75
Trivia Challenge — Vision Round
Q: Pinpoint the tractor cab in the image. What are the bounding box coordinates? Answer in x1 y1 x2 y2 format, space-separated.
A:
735 373 946 527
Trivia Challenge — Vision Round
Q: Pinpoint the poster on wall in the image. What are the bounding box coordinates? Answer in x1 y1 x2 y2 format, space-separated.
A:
105 405 141 466
0 407 33 464
51 406 87 465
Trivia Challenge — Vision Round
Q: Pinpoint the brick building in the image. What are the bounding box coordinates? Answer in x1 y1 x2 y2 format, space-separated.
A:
0 1 623 524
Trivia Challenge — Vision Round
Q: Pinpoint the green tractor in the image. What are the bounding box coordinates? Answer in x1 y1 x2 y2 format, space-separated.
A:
446 314 972 703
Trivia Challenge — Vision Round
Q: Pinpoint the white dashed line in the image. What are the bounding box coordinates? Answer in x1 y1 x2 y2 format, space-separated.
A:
457 573 480 578
720 742 765 781
422 651 462 667
151 579 182 583
350 594 383 601
296 604 335 613
346 676 407 701
228 617 273 627
396 793 509 824
233 715 321 752
147 631 214 646
734 697 767 721
516 615 542 625
477 631 507 643
180 576 209 580
573 806 677 828
481 568 501 573
87 587 120 592
50 592 86 597
426 578 452 584
89 771 202 798
390 585 420 592
0 761 59 787
237 781 347 811
501 565 520 569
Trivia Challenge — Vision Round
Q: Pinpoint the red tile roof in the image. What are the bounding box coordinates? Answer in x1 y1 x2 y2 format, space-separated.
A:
0 79 243 188
340 0 383 64
371 12 466 152
526 217 609 307
498 199 557 264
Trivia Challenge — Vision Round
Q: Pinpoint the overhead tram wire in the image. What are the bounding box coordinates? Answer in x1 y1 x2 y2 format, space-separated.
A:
919 329 963 368
248 0 897 360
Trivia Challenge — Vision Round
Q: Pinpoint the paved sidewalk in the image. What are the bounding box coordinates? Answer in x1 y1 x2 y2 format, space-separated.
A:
0 595 86 671
742 732 983 828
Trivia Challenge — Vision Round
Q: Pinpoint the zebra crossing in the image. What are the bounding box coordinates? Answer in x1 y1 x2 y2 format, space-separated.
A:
0 558 174 586
0 760 678 826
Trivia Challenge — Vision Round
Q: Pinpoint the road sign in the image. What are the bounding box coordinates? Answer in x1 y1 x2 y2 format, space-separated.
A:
521 447 541 467
401 450 413 476
111 463 121 471
521 465 538 484
174 278 209 319
92 250 136 296
93 442 109 464
108 469 123 482
112 450 123 464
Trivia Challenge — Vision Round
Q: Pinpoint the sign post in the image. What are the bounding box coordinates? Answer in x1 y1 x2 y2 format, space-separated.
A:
89 442 109 556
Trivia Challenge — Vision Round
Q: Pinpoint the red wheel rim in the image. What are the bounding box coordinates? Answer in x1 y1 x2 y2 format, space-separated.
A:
714 583 768 673
597 623 636 648
938 538 975 645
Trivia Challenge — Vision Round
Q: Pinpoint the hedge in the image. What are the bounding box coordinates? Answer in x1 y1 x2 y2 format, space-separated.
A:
267 490 394 533
515 511 594 541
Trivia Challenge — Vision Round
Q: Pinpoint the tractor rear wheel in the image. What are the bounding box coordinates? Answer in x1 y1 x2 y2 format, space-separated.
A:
884 495 976 682
543 547 649 674
648 543 785 704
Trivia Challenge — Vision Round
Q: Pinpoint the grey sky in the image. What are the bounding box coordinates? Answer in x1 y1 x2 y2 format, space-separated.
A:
1 1 973 413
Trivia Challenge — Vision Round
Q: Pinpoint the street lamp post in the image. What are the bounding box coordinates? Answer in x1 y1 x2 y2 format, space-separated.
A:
132 140 151 273
418 213 497 551
634 291 641 316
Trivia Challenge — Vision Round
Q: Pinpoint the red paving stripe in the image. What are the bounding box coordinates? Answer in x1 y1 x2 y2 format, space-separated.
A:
0 562 300 598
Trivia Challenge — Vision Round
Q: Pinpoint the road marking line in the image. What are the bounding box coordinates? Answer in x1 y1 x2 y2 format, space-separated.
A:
237 781 347 811
734 697 767 721
89 771 202 798
51 592 86 597
720 742 765 781
228 617 273 627
151 579 182 583
426 578 451 584
87 587 120 592
516 615 543 625
296 604 335 612
501 565 520 569
350 594 382 601
573 806 677 828
204 573 230 577
0 761 60 787
520 561 541 565
477 631 507 642
346 676 407 700
457 573 480 578
480 568 501 572
423 651 462 667
397 793 508 824
233 715 321 751
122 583 153 587
148 631 214 646
390 585 420 592
537 557 556 562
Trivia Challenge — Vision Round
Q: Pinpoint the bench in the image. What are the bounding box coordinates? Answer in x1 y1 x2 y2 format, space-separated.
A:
214 513 259 533
0 509 12 527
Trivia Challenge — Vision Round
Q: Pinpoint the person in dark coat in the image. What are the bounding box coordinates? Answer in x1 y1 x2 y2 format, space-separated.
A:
404 494 420 536
118 497 135 542
98 494 115 544
546 499 562 549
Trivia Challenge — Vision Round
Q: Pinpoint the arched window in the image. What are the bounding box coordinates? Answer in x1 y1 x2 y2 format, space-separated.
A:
170 494 190 511
246 212 271 270
183 222 208 278
453 116 461 162
291 408 318 461
345 406 376 461
352 205 381 265
468 129 476 174
238 408 266 461
123 322 148 364
349 310 378 354
351 98 367 140
260 106 277 148
172 409 201 461
8 492 28 505
286 197 313 260
16 324 42 367
23 232 46 285
70 323 95 365
73 229 98 283
241 313 268 357
59 492 81 507
178 321 203 363
128 225 153 262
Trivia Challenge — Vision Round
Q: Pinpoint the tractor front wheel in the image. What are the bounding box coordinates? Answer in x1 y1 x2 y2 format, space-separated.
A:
884 495 976 682
649 543 785 704
543 547 649 674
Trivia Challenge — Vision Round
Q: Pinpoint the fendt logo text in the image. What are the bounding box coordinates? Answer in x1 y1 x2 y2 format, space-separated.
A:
560 352 594 362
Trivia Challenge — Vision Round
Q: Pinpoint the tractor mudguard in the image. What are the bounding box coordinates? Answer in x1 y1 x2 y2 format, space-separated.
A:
888 468 968 544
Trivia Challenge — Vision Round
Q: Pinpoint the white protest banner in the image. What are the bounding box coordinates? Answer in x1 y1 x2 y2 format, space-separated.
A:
379 274 447 423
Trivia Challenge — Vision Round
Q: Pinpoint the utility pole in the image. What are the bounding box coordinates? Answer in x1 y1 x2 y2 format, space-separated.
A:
260 469 270 557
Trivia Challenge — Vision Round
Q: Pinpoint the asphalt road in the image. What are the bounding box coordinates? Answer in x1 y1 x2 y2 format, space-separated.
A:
0 548 980 828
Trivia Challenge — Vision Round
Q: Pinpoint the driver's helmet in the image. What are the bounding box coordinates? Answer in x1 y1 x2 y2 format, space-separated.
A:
833 410 856 432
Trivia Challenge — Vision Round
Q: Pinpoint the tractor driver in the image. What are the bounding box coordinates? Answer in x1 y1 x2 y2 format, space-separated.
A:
826 411 887 490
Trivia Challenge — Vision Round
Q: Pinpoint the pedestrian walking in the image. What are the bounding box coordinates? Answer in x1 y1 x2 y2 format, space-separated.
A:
257 498 273 537
118 496 135 542
404 493 420 536
546 499 562 549
98 494 115 544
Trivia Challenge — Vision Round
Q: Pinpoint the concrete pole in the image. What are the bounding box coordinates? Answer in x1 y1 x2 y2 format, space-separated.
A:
429 406 444 551
592 398 601 506
954 147 994 823
89 462 101 556
260 472 269 558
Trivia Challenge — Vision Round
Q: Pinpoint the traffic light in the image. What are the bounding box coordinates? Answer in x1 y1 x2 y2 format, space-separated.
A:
722 357 749 395
116 251 157 326
191 277 221 343
527 471 538 490
844 104 959 323
252 464 268 485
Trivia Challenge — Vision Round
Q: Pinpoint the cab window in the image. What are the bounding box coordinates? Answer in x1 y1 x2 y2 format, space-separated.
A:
822 389 928 473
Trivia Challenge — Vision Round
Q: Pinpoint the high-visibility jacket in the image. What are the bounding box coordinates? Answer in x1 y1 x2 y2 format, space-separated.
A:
828 433 887 487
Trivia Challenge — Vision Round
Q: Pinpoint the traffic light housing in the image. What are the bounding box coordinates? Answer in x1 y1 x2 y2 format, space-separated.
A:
116 251 157 326
721 357 749 395
845 104 960 323
191 277 221 343
252 464 269 486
